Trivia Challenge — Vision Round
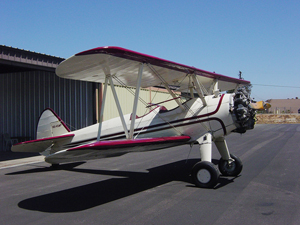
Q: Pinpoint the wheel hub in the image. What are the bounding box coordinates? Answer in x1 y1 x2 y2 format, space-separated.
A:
225 161 236 172
197 169 211 183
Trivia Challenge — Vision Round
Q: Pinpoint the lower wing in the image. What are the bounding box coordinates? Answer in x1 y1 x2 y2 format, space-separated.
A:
45 136 191 164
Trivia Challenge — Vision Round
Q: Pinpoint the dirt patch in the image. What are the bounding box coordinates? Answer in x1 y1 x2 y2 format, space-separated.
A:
256 114 300 124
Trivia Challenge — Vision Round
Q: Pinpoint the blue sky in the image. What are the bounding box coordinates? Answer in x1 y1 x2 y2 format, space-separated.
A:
1 0 299 100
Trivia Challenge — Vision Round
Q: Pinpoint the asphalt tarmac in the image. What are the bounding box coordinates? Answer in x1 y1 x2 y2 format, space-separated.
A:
1 124 300 224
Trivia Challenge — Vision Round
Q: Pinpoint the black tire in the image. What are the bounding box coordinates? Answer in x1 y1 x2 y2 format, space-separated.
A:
218 153 243 176
191 161 219 188
51 164 60 169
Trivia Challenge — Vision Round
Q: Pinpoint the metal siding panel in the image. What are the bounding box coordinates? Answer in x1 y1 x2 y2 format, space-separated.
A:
25 72 31 137
0 75 6 150
49 71 55 109
1 70 95 151
87 82 94 126
116 86 132 116
103 86 150 121
79 81 84 127
74 81 78 130
150 90 179 110
11 73 17 136
101 86 179 121
137 89 150 116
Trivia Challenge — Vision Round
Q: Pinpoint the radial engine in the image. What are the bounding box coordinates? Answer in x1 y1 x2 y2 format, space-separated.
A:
232 87 256 133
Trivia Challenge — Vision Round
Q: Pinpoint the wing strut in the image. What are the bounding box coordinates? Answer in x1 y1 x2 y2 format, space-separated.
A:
188 75 195 98
208 79 220 97
108 75 130 139
213 80 220 97
129 63 144 139
191 74 207 106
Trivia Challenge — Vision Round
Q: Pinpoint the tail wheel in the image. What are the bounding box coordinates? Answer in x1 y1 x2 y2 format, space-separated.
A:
191 161 219 188
218 153 243 176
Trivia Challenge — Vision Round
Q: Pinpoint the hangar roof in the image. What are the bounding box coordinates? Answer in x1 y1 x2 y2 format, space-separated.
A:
0 45 64 73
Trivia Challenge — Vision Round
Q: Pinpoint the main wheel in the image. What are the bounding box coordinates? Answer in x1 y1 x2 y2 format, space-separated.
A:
191 161 219 188
218 153 243 176
50 163 60 169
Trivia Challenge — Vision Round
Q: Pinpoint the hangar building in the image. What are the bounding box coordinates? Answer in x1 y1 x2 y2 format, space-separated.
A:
0 45 95 151
0 45 176 151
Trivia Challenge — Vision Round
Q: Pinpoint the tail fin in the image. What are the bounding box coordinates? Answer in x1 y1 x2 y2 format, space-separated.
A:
37 108 70 139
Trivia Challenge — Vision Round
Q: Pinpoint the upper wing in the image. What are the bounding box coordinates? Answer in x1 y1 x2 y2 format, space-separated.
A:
56 46 250 93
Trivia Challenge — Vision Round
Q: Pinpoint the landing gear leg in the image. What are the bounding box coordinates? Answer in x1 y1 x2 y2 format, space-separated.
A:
191 133 219 188
215 137 243 176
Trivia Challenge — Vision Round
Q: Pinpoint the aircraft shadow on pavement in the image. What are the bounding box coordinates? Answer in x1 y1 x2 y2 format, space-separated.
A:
5 162 87 175
15 159 238 213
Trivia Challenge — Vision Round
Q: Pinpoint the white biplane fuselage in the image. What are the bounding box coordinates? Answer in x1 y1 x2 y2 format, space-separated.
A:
44 93 236 164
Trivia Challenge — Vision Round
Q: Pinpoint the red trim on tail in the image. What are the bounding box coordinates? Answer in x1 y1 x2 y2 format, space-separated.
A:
37 108 71 132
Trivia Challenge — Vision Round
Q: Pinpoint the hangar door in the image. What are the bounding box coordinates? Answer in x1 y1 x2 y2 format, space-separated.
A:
0 71 95 151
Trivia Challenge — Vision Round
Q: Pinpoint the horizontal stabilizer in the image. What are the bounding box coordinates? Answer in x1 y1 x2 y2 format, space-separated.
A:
11 134 74 153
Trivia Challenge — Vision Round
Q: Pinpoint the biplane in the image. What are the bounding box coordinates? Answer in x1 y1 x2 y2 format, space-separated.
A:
12 46 269 188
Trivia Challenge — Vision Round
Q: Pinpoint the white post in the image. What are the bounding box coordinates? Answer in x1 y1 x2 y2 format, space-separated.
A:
108 75 129 139
129 63 144 139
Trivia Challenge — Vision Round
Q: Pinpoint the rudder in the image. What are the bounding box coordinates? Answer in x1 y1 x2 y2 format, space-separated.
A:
37 108 70 139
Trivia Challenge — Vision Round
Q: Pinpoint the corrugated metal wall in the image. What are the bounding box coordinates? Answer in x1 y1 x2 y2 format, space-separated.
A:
1 71 95 151
103 86 179 121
